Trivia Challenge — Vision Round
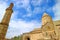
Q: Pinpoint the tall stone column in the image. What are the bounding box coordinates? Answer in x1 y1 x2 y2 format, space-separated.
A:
0 3 14 40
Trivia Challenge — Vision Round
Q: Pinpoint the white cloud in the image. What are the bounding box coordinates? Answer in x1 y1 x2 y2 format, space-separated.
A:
11 0 43 18
0 0 42 39
0 1 8 22
23 13 32 17
13 0 30 8
21 7 42 17
33 7 41 14
31 0 42 7
26 13 32 17
6 19 41 38
12 0 42 8
25 7 42 17
53 0 60 20
5 5 42 38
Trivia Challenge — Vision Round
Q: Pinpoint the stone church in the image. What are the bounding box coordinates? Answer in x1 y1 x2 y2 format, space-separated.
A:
22 13 60 40
0 3 60 40
0 3 13 40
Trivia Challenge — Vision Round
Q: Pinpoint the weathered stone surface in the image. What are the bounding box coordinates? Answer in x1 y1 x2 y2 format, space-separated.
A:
22 13 60 40
0 3 13 40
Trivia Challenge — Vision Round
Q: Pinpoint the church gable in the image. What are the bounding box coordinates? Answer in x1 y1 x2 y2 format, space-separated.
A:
22 13 60 40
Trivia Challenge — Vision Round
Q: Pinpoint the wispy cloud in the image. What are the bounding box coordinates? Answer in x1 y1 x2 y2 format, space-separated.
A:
0 0 57 39
5 2 42 38
31 0 42 7
53 0 60 20
33 7 42 14
6 19 41 38
13 0 30 8
0 1 8 22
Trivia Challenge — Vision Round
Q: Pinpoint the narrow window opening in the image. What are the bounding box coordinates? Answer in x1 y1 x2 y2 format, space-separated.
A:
27 37 30 40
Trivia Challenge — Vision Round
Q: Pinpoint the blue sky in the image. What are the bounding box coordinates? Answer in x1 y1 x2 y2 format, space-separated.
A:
0 0 60 39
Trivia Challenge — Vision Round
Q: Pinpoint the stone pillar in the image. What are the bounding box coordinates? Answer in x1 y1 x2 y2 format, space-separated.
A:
1 3 13 25
0 3 14 40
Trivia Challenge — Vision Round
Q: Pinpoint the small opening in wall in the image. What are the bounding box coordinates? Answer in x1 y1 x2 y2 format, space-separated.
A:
27 37 30 40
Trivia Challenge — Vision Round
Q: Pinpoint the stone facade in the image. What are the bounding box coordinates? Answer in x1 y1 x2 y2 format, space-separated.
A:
22 13 60 40
0 3 13 40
